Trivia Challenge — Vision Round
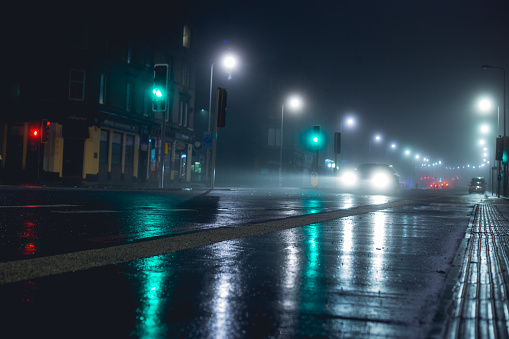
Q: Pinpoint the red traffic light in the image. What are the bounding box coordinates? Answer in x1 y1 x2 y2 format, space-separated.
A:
31 129 39 137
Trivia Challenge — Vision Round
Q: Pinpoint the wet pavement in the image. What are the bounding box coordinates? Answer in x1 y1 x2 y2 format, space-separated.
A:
1 188 509 338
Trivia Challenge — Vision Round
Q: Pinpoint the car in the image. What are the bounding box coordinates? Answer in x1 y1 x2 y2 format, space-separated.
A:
338 164 400 194
469 177 486 194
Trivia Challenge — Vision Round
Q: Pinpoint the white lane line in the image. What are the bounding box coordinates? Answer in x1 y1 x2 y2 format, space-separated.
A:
0 204 81 208
52 208 197 214
52 210 120 214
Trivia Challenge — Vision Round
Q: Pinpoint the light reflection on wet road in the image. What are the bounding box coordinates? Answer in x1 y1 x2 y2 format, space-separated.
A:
0 188 399 261
0 188 485 338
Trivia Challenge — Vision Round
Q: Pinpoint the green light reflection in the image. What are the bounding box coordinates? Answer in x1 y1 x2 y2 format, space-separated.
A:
132 255 170 338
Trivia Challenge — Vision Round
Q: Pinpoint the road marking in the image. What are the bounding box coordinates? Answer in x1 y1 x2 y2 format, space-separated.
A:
0 200 413 285
52 210 120 214
0 204 81 208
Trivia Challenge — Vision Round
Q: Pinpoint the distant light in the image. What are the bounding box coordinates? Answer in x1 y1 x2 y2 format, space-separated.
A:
288 96 302 109
480 124 490 134
223 55 237 69
181 154 187 158
478 98 493 112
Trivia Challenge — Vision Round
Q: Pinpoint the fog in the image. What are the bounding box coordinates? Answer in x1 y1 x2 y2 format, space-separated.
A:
185 0 509 188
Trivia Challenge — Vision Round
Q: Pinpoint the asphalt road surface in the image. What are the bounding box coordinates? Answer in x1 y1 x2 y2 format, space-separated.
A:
0 186 487 338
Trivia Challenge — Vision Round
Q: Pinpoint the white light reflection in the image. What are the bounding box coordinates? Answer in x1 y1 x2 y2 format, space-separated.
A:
369 195 390 205
279 228 301 337
340 194 354 209
338 218 354 289
207 242 242 338
370 212 387 285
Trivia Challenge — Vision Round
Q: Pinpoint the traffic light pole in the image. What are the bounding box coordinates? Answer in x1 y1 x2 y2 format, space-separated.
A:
211 91 219 189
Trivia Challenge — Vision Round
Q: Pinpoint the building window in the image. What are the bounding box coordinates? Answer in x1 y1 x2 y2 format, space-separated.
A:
268 127 281 146
126 82 132 112
99 130 109 165
179 101 189 127
125 135 135 169
99 74 106 104
181 64 191 87
183 25 191 48
69 69 85 101
112 132 123 166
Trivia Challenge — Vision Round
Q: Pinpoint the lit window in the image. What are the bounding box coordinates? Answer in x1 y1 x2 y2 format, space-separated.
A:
99 74 106 104
183 25 191 48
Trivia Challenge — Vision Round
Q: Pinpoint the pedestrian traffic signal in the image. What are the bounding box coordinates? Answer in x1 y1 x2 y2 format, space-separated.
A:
152 64 168 112
41 119 50 143
217 88 227 127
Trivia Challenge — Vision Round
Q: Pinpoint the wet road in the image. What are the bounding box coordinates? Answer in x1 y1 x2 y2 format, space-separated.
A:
0 186 487 338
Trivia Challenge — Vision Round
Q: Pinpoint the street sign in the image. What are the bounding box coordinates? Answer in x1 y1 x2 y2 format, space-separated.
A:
203 132 213 149
311 172 318 187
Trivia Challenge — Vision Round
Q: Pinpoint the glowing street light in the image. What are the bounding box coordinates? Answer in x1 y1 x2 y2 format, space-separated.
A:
279 95 303 186
369 134 382 162
478 98 493 112
208 53 239 188
480 124 490 134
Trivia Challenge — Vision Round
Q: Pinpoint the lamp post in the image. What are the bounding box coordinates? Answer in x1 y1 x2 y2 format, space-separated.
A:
386 143 397 163
482 65 506 195
338 116 355 168
369 134 382 162
478 97 501 196
279 96 302 186
206 54 238 189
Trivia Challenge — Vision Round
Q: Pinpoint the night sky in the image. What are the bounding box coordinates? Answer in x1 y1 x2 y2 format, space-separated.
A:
186 0 509 168
6 0 509 173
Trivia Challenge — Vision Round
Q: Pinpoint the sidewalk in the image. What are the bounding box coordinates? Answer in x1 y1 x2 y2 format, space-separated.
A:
436 197 509 338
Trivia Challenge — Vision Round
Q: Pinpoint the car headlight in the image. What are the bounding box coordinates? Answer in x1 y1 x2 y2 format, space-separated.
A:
340 171 358 186
371 172 390 189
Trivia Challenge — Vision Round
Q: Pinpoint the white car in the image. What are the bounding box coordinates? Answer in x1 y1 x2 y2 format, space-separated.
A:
339 164 400 194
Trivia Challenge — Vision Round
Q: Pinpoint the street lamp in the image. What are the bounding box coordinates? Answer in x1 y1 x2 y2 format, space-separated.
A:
279 95 302 186
207 53 238 188
337 115 356 169
482 64 507 196
478 97 501 196
386 143 397 163
369 134 382 162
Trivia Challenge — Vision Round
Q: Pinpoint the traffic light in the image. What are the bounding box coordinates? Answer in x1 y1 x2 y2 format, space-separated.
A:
41 119 50 143
217 87 227 127
496 137 503 160
30 127 39 139
152 64 168 112
312 125 321 147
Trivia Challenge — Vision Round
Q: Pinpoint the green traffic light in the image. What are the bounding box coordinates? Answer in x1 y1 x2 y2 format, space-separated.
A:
313 137 318 143
153 88 163 98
